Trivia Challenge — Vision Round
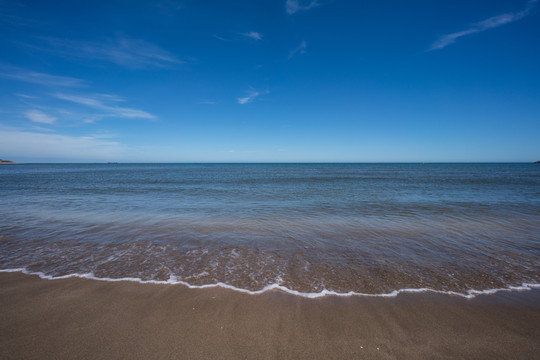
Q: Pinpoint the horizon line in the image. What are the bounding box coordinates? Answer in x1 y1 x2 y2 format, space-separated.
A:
2 161 538 165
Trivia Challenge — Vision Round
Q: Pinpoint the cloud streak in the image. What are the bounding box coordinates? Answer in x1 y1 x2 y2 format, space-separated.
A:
237 89 267 105
286 0 320 15
289 40 307 59
237 90 260 105
54 93 156 119
0 64 86 87
240 32 263 40
25 110 57 124
429 0 538 51
0 127 124 161
34 36 182 69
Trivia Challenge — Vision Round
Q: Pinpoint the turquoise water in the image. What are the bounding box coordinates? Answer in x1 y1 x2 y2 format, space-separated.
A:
1 163 539 295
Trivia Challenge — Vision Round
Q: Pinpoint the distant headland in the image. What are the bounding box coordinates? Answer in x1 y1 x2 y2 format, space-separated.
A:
0 159 16 164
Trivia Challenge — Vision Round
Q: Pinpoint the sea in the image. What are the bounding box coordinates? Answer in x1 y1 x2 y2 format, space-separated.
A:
1 163 539 298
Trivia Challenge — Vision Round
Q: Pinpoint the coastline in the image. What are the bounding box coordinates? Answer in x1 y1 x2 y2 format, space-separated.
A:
3 268 540 299
2 272 539 359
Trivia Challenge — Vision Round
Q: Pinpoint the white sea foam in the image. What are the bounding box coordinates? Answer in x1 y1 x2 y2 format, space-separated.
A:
2 268 540 299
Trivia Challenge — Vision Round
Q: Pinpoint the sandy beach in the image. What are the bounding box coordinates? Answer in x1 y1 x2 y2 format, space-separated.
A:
1 272 539 359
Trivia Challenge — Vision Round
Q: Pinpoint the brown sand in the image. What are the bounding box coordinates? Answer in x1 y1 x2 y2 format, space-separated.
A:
1 272 539 359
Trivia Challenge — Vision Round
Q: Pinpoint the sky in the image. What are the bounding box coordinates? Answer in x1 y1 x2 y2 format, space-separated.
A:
0 0 539 162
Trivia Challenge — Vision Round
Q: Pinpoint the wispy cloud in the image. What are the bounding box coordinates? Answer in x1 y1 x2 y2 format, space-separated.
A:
0 127 124 161
215 32 263 42
429 0 538 51
286 0 320 15
237 90 260 105
33 36 182 69
213 34 230 42
54 93 156 119
240 32 263 40
0 64 86 87
24 110 57 124
289 40 307 59
237 89 267 105
15 93 38 99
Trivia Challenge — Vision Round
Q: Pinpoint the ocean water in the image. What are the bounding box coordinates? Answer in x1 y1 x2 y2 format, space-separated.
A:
1 163 539 297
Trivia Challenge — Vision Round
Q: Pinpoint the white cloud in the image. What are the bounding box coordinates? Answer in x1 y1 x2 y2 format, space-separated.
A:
429 0 537 51
240 32 263 40
0 128 124 161
0 64 86 87
25 110 57 124
286 0 320 15
289 40 307 59
237 89 261 105
54 93 156 119
34 36 182 69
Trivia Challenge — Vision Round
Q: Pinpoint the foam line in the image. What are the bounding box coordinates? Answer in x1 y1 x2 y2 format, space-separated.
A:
2 268 540 299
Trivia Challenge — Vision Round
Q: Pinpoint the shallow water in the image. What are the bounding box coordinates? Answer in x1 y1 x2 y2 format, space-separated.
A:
1 163 539 296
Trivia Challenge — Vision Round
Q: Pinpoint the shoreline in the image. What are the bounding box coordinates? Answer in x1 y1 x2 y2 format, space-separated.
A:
2 268 540 299
2 272 539 359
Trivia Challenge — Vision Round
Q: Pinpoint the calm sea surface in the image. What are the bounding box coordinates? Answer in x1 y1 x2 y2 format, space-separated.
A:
1 163 539 295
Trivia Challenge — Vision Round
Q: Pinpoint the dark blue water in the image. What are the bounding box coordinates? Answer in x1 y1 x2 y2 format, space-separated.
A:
1 163 539 295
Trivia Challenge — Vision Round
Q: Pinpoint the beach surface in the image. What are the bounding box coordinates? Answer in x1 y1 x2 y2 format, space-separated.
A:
1 272 539 359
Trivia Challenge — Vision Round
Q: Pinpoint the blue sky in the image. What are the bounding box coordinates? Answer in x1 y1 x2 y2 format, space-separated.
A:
0 0 539 162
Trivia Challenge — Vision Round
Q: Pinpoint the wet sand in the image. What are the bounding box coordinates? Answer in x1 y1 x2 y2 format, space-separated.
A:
1 272 539 359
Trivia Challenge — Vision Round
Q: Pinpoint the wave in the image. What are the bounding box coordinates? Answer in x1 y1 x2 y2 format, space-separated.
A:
2 267 539 300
